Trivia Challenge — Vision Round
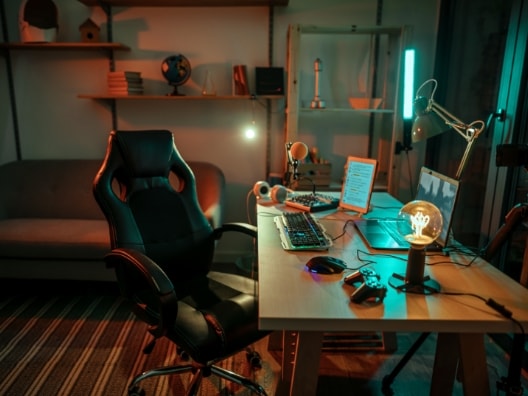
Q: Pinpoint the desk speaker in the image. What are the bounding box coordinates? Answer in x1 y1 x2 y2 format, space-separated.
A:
255 67 284 95
253 181 287 203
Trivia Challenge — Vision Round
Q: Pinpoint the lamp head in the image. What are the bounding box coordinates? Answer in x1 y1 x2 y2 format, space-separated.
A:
411 96 451 143
397 200 443 248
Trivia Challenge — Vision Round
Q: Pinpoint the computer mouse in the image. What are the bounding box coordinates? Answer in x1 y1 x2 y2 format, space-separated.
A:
306 256 347 274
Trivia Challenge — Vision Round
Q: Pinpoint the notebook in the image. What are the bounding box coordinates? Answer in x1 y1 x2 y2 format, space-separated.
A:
339 156 378 214
354 167 460 251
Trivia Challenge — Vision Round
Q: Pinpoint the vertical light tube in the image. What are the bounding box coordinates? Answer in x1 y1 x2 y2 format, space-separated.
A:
403 49 415 120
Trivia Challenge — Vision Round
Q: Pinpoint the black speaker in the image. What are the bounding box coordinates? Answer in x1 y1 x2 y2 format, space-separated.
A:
255 67 284 95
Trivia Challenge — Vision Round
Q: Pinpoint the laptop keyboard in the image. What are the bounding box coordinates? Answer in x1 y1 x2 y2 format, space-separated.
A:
274 212 333 251
379 220 409 247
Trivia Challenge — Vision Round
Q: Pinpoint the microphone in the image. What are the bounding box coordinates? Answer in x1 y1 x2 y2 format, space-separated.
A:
290 142 308 160
285 141 308 185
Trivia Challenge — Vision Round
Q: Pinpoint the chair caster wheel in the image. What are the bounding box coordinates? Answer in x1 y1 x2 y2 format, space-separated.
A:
177 347 190 361
246 349 262 369
128 385 146 396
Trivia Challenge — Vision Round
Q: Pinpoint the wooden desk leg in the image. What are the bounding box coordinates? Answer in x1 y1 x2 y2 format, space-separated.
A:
276 331 298 396
432 333 490 396
289 331 324 396
431 333 459 396
276 331 324 396
458 333 490 396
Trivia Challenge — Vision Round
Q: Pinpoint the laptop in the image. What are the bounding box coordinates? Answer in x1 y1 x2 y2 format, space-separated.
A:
339 156 378 214
353 167 460 251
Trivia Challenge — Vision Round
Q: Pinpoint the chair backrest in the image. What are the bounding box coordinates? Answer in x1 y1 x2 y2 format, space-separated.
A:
93 130 216 281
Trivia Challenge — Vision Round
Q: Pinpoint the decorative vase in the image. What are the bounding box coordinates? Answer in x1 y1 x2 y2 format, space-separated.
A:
19 0 59 43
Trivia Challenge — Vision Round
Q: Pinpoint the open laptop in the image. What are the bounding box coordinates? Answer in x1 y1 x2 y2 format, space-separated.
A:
353 167 460 251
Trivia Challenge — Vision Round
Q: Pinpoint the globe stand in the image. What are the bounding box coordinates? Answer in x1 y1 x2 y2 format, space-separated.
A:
390 245 440 294
167 84 185 96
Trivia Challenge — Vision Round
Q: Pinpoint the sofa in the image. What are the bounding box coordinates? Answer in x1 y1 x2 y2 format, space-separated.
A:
0 159 225 281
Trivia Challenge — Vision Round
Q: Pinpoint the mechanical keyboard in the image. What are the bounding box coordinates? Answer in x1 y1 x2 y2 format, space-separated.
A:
274 211 333 251
285 193 339 212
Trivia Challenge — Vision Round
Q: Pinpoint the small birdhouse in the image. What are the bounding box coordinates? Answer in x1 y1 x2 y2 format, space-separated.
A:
79 18 100 43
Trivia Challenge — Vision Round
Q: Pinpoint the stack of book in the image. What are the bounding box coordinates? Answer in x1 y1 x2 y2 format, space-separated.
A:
107 71 143 95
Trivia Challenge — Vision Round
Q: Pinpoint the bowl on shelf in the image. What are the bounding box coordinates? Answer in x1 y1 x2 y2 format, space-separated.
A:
348 97 383 109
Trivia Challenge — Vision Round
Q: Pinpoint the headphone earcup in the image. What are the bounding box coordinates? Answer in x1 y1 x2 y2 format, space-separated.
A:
270 185 288 203
253 181 270 199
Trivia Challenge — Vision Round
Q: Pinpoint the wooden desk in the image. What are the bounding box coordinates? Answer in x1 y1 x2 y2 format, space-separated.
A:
257 192 528 396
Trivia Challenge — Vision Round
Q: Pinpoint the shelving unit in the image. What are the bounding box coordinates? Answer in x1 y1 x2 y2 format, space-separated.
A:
0 0 287 154
78 94 282 100
285 24 408 195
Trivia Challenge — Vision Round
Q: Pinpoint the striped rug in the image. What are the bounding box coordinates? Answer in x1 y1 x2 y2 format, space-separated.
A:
0 293 275 396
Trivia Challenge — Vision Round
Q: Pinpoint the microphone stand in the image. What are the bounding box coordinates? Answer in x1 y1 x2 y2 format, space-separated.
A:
284 142 303 188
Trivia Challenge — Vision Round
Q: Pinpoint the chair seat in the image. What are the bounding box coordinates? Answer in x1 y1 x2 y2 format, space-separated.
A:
171 271 268 364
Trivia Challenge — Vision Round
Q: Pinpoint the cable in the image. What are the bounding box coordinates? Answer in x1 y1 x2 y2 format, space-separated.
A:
404 150 415 198
246 188 254 225
331 219 355 242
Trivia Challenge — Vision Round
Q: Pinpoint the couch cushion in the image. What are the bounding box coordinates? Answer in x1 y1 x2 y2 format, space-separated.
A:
0 219 110 260
0 160 105 220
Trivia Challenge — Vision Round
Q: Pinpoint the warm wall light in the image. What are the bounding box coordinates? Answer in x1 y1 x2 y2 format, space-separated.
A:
244 121 256 139
391 200 443 294
412 79 486 180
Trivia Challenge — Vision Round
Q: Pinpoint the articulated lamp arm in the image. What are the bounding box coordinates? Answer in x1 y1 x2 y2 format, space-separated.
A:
413 79 486 180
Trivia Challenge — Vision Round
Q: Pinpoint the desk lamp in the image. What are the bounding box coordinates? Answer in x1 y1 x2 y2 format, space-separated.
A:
412 79 486 180
391 200 443 294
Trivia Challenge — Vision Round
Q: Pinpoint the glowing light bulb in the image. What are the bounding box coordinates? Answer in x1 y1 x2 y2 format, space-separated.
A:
244 122 256 139
392 200 443 294
397 200 442 247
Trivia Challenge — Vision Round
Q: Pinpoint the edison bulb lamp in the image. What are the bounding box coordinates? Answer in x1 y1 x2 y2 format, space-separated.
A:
392 200 443 294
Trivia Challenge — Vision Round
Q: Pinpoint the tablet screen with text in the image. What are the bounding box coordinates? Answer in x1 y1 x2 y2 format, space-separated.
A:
339 156 378 213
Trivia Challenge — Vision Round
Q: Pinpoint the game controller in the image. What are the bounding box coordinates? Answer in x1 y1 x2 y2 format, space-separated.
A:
350 278 387 303
344 267 387 304
343 267 379 285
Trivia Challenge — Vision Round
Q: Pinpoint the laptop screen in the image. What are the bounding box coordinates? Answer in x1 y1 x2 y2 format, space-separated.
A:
415 167 460 248
339 156 378 214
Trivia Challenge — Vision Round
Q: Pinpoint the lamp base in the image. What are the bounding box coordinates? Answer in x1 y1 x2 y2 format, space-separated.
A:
390 272 440 295
310 98 326 109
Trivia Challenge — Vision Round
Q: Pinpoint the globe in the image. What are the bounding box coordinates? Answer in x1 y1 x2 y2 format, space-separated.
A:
161 54 191 96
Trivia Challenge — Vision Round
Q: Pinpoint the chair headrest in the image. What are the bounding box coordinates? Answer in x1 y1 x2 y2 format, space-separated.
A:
114 130 175 178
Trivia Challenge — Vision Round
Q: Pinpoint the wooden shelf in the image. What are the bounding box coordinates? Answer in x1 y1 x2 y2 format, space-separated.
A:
78 94 284 100
0 42 130 51
77 0 288 6
300 107 394 114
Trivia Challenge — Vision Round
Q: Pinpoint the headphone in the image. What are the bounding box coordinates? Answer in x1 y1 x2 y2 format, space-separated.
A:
253 181 288 203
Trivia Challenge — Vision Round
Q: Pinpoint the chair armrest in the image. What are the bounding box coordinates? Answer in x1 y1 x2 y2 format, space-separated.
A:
104 248 178 338
213 222 258 239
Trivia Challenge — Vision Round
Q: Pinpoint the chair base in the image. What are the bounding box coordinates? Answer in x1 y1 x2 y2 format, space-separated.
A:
128 362 268 396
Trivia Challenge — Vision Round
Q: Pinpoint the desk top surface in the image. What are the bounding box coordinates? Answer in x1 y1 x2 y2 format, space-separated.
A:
257 192 528 334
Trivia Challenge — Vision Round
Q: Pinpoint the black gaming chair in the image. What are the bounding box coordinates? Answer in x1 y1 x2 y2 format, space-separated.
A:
93 130 269 396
